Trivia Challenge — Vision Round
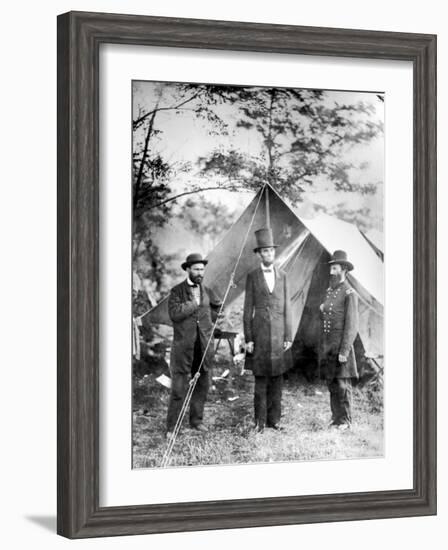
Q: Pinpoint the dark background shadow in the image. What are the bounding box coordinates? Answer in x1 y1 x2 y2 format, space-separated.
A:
25 515 56 533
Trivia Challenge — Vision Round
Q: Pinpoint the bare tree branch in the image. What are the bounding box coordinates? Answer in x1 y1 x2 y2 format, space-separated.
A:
133 91 202 129
149 185 247 210
134 106 158 211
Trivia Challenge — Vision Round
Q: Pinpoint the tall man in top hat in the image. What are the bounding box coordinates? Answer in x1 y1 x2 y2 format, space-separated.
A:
319 250 359 431
166 253 223 438
243 228 292 432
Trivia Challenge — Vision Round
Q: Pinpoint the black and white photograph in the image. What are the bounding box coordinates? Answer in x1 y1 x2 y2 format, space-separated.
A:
1 0 442 544
132 80 385 469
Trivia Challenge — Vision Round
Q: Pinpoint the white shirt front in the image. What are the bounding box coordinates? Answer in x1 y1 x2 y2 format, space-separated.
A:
187 277 201 305
261 264 275 293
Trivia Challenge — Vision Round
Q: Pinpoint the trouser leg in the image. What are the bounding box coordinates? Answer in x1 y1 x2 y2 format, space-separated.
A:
327 378 340 424
267 375 283 426
327 377 352 425
189 333 209 428
337 377 353 424
166 372 189 432
254 376 268 429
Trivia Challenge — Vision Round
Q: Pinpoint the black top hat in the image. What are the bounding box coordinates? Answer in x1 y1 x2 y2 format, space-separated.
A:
181 252 208 271
328 250 354 271
253 228 278 252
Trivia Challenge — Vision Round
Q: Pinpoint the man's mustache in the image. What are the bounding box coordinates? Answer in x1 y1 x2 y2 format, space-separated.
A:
329 274 342 286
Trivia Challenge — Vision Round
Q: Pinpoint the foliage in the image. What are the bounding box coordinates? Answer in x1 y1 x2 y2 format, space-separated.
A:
197 87 383 205
132 82 383 312
177 196 237 249
133 83 245 286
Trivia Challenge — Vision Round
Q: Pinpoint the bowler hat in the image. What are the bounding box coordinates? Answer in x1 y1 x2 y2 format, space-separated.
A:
181 252 208 271
328 250 354 271
253 227 278 252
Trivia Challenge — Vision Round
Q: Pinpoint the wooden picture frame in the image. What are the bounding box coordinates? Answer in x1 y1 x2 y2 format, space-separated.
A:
57 10 437 538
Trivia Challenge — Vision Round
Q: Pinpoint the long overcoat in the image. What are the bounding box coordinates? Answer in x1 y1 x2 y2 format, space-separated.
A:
243 266 292 376
168 280 222 375
319 279 359 379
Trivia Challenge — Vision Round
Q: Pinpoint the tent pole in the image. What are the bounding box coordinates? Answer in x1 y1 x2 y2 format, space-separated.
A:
265 184 270 227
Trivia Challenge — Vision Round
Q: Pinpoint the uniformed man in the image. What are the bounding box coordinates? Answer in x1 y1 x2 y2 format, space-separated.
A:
166 253 223 439
319 250 359 431
243 228 292 432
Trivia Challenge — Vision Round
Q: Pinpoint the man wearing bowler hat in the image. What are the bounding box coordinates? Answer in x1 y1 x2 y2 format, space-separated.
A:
243 228 292 432
166 253 223 439
319 250 359 431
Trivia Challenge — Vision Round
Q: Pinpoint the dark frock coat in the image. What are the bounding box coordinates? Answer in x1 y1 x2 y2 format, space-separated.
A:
168 280 222 375
319 279 359 379
243 266 292 376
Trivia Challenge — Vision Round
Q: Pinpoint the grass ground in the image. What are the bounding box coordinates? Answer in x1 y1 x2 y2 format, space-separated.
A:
132 361 384 469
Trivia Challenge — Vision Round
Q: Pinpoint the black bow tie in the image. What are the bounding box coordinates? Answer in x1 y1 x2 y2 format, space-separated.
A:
262 268 273 273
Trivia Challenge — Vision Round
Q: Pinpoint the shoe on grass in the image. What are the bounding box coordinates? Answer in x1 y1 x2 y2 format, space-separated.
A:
267 423 284 431
336 423 350 432
191 424 208 433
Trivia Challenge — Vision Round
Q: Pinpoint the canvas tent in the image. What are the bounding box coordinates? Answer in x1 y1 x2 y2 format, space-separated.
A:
361 228 384 261
142 184 384 374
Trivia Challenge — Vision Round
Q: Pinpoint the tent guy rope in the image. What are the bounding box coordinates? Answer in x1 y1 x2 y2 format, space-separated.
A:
158 183 267 468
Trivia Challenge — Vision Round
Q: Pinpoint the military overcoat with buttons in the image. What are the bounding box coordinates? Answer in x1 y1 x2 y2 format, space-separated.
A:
319 279 359 379
243 266 292 376
168 280 222 374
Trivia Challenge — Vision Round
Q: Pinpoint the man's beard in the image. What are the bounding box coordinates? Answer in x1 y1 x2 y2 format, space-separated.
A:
329 274 343 288
190 274 203 285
